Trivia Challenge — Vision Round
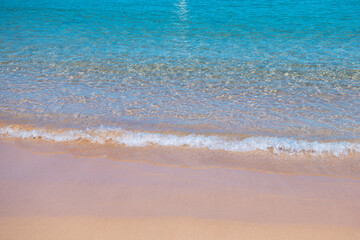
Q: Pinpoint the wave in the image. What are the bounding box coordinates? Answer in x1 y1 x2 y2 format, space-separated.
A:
0 125 359 156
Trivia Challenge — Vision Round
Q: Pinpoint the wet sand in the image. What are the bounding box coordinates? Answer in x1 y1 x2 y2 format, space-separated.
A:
0 140 360 239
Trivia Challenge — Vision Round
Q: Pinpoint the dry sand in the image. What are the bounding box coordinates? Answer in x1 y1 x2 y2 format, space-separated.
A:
0 139 359 239
1 217 360 240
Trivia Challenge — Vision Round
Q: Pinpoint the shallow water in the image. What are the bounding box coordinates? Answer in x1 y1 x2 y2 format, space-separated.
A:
1 0 360 155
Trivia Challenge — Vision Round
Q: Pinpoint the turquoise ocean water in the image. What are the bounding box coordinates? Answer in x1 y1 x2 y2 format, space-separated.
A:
0 0 359 156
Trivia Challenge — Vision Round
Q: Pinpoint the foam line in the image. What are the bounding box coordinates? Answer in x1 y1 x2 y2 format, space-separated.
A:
1 125 359 156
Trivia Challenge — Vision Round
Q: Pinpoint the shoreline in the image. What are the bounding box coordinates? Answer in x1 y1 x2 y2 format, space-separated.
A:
0 140 360 239
6 135 360 179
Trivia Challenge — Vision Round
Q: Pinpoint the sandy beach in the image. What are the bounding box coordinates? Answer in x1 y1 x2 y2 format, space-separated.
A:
0 139 359 239
2 0 360 239
2 217 360 240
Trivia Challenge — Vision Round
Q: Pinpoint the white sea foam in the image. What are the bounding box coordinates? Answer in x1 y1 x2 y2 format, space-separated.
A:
0 125 359 156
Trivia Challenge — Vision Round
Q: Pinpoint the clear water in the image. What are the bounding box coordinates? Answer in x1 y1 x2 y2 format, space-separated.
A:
1 0 360 153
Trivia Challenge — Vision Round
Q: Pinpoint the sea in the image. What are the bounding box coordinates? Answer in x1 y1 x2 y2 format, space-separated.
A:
0 0 359 164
